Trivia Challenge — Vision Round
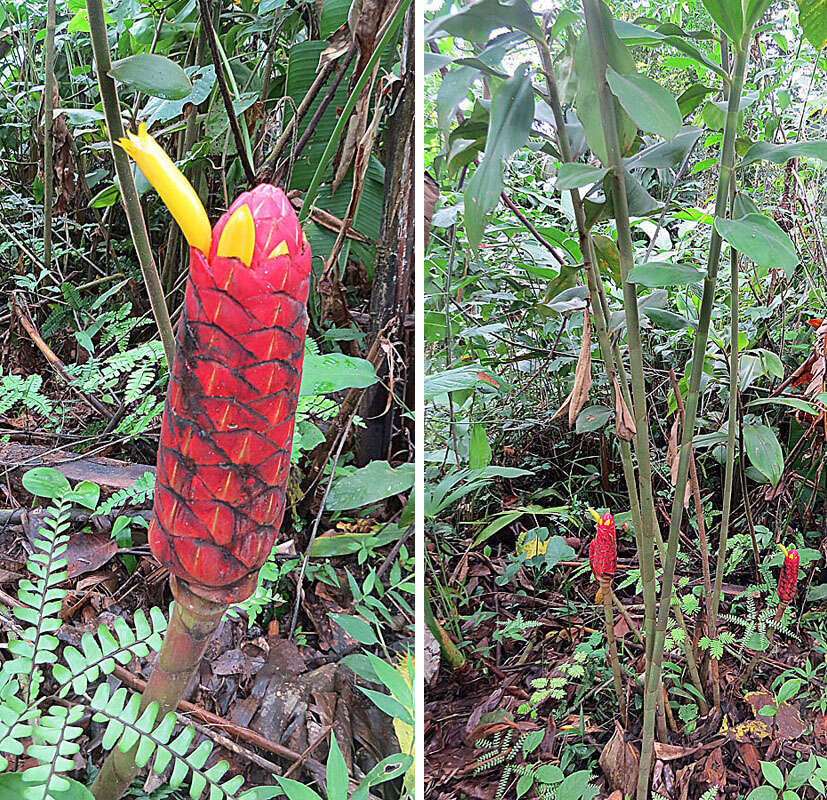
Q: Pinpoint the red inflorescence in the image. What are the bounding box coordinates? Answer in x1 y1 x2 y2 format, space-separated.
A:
777 546 799 604
148 185 311 603
589 512 617 579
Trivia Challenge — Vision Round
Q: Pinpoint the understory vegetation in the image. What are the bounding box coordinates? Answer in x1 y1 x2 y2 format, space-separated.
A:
0 0 414 796
424 0 827 798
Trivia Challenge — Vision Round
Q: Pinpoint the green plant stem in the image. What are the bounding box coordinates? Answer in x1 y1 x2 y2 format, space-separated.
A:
580 0 661 673
298 0 412 223
85 0 176 367
599 576 626 723
711 208 740 708
633 37 750 800
536 35 708 712
42 0 56 270
90 579 226 800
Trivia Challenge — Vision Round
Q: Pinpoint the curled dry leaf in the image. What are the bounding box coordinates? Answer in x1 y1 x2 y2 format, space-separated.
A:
613 376 637 441
599 721 638 797
554 308 593 427
667 413 691 507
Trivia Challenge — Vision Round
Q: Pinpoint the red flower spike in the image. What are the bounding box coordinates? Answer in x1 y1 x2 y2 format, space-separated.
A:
149 185 311 603
588 507 616 579
777 544 799 604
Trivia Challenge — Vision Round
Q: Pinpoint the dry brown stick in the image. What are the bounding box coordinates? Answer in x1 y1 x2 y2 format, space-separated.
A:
500 191 567 266
11 292 114 419
612 592 643 644
186 715 283 775
282 726 332 779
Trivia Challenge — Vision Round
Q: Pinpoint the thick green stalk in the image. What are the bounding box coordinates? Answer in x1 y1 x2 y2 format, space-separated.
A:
635 38 750 800
91 579 226 800
580 0 661 669
711 223 739 707
42 0 56 269
85 0 176 366
599 577 626 722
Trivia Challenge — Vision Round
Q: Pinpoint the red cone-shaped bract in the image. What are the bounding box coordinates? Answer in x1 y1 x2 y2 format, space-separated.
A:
149 185 311 603
589 512 617 579
777 548 799 604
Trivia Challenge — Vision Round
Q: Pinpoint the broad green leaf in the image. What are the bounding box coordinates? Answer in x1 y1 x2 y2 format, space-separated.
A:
740 139 827 166
797 0 827 48
606 66 682 139
22 467 71 499
677 84 714 116
745 785 780 800
141 65 216 127
643 307 692 330
747 397 820 415
574 6 636 164
274 777 325 800
701 0 743 43
714 214 798 276
556 163 609 189
425 0 543 43
326 462 414 511
326 735 349 800
575 405 612 433
330 613 378 645
300 351 378 395
424 365 501 399
626 126 702 169
627 261 705 287
109 54 192 100
469 424 493 469
437 66 477 132
743 423 784 485
760 760 785 790
464 66 534 249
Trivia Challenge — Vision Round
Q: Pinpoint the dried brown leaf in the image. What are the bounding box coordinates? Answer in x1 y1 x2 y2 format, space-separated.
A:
613 377 637 441
568 308 592 428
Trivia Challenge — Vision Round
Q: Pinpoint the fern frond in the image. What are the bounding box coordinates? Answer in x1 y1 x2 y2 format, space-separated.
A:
89 685 246 800
0 672 36 771
7 497 71 701
22 704 85 800
53 607 167 697
97 471 156 516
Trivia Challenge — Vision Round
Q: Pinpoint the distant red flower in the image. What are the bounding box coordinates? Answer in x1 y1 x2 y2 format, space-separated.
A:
777 545 799 604
588 508 616 579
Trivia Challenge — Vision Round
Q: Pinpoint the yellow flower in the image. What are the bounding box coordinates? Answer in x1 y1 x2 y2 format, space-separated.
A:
117 123 212 254
392 652 414 791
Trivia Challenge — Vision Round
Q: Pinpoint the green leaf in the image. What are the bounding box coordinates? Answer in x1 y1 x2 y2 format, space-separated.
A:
0 771 94 799
745 787 781 800
464 66 534 250
557 163 609 190
109 54 192 100
358 687 415 725
787 759 814 790
325 462 414 511
575 405 612 433
746 397 820 415
760 760 785 790
424 365 501 399
740 140 827 167
330 613 378 646
677 84 714 116
626 126 702 169
274 777 325 800
543 536 576 569
643 307 691 330
701 0 744 43
300 352 378 395
714 214 798 277
469 424 493 470
67 480 100 510
606 66 682 139
627 261 705 287
796 0 827 48
141 65 216 127
777 678 801 704
425 0 543 43
743 423 784 485
437 66 478 133
574 6 636 164
326 734 349 800
22 467 70 499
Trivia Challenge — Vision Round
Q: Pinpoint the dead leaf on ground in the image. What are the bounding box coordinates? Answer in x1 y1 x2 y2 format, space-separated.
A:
744 691 805 740
599 721 638 797
65 532 118 579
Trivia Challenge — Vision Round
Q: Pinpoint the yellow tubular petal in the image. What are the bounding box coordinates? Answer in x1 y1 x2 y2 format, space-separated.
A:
778 543 789 558
588 507 603 525
216 204 255 267
117 123 211 253
267 240 290 259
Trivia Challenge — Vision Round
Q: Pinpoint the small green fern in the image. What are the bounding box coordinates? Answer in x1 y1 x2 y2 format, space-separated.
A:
97 470 156 516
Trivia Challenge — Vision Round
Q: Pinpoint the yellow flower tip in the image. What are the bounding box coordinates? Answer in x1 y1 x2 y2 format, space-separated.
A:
778 543 789 558
267 240 289 259
217 204 255 267
588 507 603 525
118 124 212 255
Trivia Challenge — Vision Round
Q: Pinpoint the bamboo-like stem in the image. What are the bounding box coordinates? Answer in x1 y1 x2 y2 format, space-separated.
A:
537 29 709 716
711 230 740 708
599 576 626 723
742 602 787 684
91 579 227 800
632 36 750 800
85 0 176 366
580 1 661 671
612 591 642 643
42 0 56 269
